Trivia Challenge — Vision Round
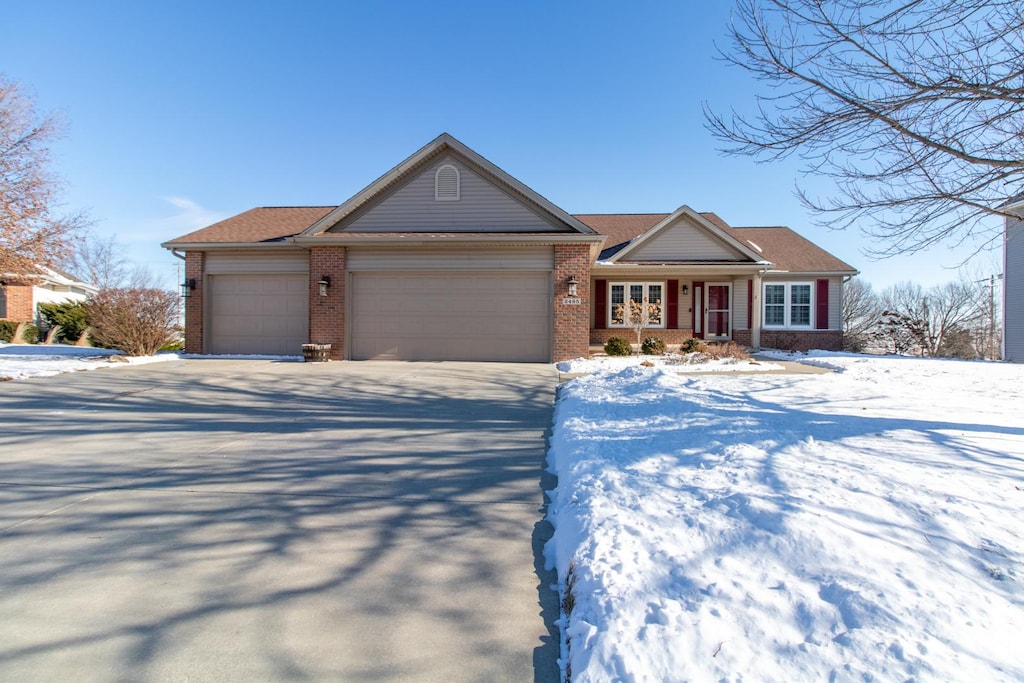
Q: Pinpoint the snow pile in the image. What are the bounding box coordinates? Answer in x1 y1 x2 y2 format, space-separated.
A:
545 355 1024 681
557 354 783 374
0 342 177 380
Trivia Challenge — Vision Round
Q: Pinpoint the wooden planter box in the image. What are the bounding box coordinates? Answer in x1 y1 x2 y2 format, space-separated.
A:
301 343 332 363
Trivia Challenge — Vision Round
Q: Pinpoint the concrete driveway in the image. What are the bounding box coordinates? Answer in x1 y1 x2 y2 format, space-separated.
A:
0 360 560 682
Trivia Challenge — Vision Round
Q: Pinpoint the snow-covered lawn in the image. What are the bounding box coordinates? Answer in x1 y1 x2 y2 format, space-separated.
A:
545 353 1024 682
557 353 784 374
0 342 178 380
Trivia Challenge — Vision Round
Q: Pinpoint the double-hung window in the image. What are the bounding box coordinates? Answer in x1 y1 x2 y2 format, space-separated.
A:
763 282 813 329
608 282 664 328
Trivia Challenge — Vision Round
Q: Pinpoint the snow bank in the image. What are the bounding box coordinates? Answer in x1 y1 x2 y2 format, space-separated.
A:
0 342 178 380
545 356 1024 682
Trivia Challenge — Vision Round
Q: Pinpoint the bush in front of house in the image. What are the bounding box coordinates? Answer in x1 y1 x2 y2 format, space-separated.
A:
640 337 666 355
37 301 90 344
604 336 632 356
85 287 179 356
0 321 39 343
680 338 707 354
704 341 751 360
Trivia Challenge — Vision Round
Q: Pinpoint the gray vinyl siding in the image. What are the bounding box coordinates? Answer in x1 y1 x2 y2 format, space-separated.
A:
1006 215 1024 362
346 246 553 271
829 277 842 331
334 153 569 233
204 250 309 274
733 278 749 331
624 217 749 261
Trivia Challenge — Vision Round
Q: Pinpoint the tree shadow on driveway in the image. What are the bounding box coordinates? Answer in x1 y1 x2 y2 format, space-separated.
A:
0 360 561 682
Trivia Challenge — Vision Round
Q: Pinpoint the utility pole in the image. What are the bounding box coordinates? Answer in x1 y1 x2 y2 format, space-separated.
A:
976 274 1004 360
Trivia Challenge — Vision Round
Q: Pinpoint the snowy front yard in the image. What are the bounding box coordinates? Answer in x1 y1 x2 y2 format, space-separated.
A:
545 353 1024 682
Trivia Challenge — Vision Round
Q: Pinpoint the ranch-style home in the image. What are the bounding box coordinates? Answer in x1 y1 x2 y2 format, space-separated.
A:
163 134 857 362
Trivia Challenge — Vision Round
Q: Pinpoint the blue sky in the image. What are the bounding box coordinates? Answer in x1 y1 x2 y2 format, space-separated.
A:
2 1 1003 291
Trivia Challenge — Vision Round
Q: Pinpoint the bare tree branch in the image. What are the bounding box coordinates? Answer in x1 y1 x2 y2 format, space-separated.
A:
705 0 1024 256
0 74 89 274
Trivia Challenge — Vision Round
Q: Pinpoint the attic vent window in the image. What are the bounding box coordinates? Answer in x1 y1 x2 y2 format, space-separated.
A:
435 164 460 201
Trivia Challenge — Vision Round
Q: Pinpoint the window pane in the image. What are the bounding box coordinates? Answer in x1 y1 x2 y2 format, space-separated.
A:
647 284 663 324
610 284 625 325
765 285 785 325
791 284 811 326
791 284 811 306
630 284 644 305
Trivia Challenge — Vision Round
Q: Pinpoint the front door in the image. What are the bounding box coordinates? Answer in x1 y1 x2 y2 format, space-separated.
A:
705 283 731 340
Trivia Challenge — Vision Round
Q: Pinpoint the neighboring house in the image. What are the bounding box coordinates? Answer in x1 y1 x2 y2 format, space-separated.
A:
162 134 857 362
0 264 98 326
1004 196 1024 362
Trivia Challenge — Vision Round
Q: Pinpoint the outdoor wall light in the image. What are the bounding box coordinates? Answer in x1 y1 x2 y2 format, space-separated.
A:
681 284 689 295
180 278 196 298
567 275 580 297
318 275 331 297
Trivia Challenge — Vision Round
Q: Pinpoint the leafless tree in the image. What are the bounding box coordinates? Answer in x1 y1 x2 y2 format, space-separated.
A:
615 298 663 354
86 287 178 356
0 74 89 273
705 1 1024 256
63 232 130 290
842 278 881 351
879 280 985 357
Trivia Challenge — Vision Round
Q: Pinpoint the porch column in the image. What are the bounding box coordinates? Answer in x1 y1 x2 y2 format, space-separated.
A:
751 271 763 350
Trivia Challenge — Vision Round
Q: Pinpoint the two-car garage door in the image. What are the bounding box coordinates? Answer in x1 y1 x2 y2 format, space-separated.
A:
350 271 550 361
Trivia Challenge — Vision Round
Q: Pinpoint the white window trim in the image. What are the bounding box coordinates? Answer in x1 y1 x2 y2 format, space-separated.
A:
608 281 666 329
762 281 815 330
434 164 460 201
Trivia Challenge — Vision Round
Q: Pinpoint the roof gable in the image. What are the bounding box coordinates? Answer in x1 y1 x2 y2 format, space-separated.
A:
604 206 767 263
305 134 596 236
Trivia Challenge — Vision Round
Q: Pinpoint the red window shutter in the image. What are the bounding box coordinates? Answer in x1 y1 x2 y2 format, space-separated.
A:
816 279 830 330
666 280 679 329
747 279 753 329
594 279 607 329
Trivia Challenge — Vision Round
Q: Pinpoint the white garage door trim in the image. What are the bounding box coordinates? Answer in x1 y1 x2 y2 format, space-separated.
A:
349 270 551 362
207 273 309 355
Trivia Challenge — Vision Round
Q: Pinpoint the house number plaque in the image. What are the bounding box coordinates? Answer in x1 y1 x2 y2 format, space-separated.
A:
561 297 582 305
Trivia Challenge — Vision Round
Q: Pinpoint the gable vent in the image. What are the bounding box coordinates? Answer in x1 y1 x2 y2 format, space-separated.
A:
435 164 460 201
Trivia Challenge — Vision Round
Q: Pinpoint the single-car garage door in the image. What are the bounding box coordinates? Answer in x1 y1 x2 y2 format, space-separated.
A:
208 274 308 355
350 271 550 361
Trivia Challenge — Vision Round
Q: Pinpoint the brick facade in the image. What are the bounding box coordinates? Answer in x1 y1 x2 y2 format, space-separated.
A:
308 246 347 360
760 329 843 352
183 252 205 354
553 244 592 361
0 284 34 322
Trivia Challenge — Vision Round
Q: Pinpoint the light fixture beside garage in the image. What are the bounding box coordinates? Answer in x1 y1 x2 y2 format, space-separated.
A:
681 284 689 295
567 275 580 297
318 275 331 297
180 278 196 298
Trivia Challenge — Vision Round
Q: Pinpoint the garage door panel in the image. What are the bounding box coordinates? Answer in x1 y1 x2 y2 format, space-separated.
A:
351 272 550 362
209 274 308 355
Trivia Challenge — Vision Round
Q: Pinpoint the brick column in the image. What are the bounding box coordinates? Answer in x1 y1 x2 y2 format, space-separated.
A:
184 252 205 354
553 244 592 362
309 246 346 360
